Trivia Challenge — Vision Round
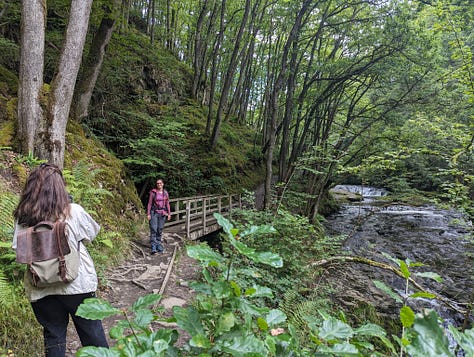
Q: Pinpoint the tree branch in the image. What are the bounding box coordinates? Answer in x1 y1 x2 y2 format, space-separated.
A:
312 255 468 315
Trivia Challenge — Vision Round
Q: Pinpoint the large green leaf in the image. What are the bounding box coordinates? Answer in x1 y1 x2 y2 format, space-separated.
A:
77 347 120 357
189 333 212 348
354 323 386 338
317 342 359 355
239 224 277 238
245 285 273 298
238 299 270 316
406 310 453 357
132 293 161 311
186 243 224 265
133 308 155 330
448 326 474 355
265 309 287 326
215 213 234 236
230 239 282 267
216 312 236 334
319 317 354 340
76 298 120 320
173 306 205 336
152 339 170 354
212 280 233 299
219 335 267 356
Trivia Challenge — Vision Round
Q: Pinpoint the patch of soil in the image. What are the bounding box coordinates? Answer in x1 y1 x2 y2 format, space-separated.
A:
65 231 201 355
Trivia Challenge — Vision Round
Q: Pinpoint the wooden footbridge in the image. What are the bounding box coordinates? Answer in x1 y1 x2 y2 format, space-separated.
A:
165 193 242 240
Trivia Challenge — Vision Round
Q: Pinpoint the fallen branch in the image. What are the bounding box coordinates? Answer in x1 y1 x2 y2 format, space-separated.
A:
312 255 468 315
159 244 179 295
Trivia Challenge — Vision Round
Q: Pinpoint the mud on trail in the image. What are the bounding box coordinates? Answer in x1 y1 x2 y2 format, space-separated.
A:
65 231 201 355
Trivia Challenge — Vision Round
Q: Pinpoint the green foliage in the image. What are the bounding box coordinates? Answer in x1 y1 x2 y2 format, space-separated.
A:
0 284 43 355
76 214 287 356
0 37 19 70
14 152 46 169
230 208 341 299
63 160 113 216
74 214 474 356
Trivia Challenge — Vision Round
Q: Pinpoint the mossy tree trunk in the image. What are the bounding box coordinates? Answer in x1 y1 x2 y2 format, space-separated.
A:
17 0 93 169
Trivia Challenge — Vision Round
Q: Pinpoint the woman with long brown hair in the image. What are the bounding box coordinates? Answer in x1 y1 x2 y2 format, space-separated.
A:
12 163 108 356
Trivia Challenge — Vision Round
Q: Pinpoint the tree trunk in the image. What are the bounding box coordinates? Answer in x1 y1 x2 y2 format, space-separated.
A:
150 0 156 44
192 0 210 99
263 0 313 209
17 0 45 155
205 0 226 136
73 0 119 122
18 0 93 165
210 0 251 148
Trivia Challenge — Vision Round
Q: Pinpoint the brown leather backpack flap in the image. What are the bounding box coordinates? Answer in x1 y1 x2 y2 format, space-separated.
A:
15 227 33 263
16 221 70 263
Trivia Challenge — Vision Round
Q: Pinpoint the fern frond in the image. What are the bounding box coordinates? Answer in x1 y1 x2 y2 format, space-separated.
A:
0 192 18 242
280 290 321 343
0 269 16 307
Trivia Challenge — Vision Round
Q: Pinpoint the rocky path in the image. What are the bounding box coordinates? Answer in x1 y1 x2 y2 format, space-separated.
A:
66 231 201 355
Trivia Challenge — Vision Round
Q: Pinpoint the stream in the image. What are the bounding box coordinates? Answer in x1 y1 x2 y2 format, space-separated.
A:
323 185 473 329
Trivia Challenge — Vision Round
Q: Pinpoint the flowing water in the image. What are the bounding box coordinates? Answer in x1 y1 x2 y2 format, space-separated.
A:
323 185 473 328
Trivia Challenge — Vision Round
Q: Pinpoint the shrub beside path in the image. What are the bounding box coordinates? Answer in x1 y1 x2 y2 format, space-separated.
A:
65 231 201 355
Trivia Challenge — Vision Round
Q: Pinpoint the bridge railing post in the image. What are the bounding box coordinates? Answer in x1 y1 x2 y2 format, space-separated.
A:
186 201 191 239
202 197 207 231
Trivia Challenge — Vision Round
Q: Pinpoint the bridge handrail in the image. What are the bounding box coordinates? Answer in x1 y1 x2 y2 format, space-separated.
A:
166 193 241 238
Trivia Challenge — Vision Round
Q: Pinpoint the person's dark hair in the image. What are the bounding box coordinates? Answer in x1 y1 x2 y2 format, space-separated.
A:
14 163 71 226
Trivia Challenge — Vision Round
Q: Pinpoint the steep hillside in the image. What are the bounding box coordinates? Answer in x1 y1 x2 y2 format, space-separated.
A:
82 31 265 201
0 22 265 263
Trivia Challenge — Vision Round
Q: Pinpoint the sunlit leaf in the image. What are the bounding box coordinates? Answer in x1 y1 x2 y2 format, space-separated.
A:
187 243 224 265
415 272 443 283
220 335 267 356
400 260 410 278
410 292 436 299
132 293 161 311
265 309 287 326
319 317 354 340
76 298 120 320
190 334 212 348
240 224 277 238
354 323 386 338
400 306 415 328
217 312 236 334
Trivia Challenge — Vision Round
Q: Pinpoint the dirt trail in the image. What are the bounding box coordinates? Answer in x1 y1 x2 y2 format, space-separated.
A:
66 231 201 355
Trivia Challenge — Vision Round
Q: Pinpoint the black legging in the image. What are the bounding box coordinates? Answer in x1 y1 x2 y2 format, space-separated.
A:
31 292 108 356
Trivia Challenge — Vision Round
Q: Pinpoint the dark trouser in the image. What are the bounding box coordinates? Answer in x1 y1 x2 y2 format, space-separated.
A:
149 211 166 252
31 292 109 357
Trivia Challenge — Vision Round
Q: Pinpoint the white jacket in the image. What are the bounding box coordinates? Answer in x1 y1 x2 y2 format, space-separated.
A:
13 203 100 302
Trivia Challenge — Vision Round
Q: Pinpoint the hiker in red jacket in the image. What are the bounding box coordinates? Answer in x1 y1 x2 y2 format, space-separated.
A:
146 178 171 254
